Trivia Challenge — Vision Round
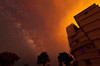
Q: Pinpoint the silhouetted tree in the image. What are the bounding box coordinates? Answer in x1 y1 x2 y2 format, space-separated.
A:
0 51 20 66
24 64 29 66
58 54 63 66
37 52 50 66
58 52 73 66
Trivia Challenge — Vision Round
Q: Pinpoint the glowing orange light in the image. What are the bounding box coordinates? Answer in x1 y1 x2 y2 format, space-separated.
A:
53 0 100 51
63 0 100 28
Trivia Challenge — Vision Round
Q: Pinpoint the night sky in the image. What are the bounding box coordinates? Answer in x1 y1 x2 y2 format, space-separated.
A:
0 0 100 66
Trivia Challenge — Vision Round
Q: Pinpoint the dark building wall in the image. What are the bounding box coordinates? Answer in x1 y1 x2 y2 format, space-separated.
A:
67 3 100 66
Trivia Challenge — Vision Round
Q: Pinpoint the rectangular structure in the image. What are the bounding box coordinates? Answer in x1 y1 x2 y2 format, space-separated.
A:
74 4 100 49
67 3 100 66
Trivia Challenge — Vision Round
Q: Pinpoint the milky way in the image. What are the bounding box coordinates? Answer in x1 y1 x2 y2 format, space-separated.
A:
0 0 100 66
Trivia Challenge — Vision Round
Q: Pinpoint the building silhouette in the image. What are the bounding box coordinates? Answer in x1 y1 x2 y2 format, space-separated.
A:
66 4 100 66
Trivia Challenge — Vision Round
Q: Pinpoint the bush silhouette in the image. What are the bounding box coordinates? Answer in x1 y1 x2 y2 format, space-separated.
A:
0 51 20 66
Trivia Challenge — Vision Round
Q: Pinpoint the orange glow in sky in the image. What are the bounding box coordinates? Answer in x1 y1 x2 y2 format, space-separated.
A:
62 0 100 27
0 0 100 65
53 0 100 52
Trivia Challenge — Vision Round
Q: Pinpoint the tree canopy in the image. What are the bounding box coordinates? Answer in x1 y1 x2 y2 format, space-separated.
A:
0 51 20 66
37 52 50 66
58 52 73 66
